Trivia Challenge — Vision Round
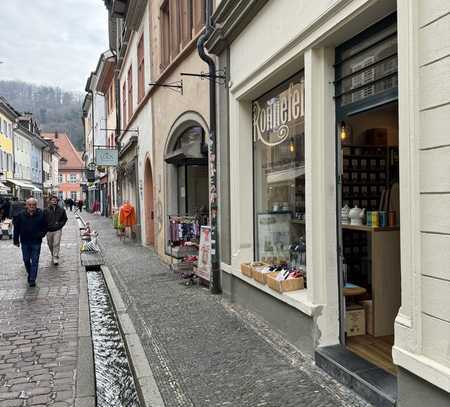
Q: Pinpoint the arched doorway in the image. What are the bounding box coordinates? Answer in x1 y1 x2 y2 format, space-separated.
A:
163 112 210 253
144 158 155 246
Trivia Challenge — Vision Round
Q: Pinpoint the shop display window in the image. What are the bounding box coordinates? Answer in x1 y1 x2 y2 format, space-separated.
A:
252 72 306 274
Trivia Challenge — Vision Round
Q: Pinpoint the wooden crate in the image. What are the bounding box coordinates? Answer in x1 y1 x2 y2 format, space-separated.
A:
266 272 304 293
240 263 253 277
251 263 269 284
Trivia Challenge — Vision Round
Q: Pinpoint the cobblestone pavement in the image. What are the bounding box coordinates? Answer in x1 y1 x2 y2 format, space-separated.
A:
84 213 372 407
0 214 82 407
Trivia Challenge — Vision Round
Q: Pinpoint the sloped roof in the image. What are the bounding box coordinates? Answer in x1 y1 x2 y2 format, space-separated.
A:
41 132 84 171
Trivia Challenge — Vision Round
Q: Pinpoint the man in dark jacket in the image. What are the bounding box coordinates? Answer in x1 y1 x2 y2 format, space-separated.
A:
44 196 68 265
13 197 47 287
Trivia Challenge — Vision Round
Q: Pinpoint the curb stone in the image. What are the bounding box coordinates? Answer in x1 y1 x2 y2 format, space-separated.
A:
102 265 166 407
75 232 96 407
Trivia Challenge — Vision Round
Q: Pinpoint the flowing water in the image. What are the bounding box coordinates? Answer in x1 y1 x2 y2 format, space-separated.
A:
87 271 141 407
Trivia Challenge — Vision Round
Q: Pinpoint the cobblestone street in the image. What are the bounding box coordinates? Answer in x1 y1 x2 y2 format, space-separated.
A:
83 213 371 407
0 213 88 407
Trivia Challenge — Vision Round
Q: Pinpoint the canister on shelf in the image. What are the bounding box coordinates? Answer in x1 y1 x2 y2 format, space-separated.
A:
379 211 387 227
388 210 396 226
371 211 379 227
366 211 372 226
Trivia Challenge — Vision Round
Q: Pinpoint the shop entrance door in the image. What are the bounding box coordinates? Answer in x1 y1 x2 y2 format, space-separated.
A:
334 13 401 376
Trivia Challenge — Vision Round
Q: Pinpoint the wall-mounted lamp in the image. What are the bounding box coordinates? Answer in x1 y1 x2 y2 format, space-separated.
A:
339 121 349 141
289 137 295 153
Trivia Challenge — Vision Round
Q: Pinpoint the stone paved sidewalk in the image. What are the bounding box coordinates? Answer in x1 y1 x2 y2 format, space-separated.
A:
0 213 89 407
84 213 372 407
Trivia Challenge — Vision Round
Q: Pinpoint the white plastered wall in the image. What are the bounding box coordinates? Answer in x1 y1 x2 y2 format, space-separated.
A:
392 0 450 393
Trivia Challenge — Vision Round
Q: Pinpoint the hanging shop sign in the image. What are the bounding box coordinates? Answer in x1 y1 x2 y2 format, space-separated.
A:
195 226 211 282
253 73 305 147
95 148 119 166
86 169 96 182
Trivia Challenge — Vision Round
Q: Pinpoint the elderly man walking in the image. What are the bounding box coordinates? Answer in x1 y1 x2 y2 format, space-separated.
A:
13 198 48 287
44 196 68 265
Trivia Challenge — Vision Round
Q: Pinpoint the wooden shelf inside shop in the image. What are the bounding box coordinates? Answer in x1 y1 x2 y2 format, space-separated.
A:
342 224 399 232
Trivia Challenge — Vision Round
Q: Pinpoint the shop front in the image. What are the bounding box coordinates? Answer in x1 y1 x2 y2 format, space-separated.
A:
117 136 140 241
209 0 450 406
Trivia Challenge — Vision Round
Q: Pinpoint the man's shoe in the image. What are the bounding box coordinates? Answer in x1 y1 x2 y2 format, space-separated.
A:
53 257 59 265
29 281 36 287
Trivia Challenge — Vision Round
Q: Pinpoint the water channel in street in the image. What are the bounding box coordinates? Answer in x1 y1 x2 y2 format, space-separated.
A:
87 270 141 407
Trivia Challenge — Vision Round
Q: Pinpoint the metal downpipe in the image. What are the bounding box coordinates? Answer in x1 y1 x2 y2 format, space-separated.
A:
197 0 221 294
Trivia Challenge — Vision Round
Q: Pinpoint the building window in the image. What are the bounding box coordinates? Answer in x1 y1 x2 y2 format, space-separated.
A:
253 72 306 272
160 0 205 71
69 174 77 183
127 66 133 120
59 174 63 183
137 34 145 102
122 82 127 125
160 1 171 69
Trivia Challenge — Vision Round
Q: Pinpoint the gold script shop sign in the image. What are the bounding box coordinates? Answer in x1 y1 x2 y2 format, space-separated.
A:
253 73 305 147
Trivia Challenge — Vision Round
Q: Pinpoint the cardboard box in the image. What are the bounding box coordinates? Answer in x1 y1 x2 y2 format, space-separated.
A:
359 300 373 336
346 305 366 337
266 272 304 293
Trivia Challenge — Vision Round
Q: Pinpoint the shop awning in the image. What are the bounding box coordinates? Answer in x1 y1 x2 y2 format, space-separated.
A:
33 186 43 193
5 179 35 190
0 182 10 192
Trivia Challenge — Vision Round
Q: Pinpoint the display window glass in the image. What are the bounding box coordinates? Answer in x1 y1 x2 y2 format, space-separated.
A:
252 72 306 273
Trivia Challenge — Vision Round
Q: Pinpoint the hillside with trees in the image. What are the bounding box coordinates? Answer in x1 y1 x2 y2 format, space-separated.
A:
0 80 84 151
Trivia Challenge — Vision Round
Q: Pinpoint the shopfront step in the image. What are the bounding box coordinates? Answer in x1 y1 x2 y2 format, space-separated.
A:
315 345 397 407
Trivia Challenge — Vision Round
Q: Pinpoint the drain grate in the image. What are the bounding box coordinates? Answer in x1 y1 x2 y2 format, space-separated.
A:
87 271 141 407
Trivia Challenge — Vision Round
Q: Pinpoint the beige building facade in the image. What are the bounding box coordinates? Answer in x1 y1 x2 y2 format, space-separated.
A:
208 0 450 406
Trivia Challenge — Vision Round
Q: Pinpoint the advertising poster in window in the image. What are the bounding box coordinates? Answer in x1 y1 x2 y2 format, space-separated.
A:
196 226 211 281
256 212 292 264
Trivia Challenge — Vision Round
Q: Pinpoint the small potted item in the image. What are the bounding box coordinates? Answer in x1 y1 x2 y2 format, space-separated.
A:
349 205 365 226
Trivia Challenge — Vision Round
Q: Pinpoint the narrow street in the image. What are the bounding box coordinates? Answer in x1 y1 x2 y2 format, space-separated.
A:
0 213 94 407
82 212 370 407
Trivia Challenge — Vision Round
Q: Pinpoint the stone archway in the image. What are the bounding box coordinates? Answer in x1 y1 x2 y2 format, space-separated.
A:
144 158 155 246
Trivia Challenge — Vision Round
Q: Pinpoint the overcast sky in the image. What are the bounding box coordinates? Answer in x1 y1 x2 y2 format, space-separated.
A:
0 0 109 93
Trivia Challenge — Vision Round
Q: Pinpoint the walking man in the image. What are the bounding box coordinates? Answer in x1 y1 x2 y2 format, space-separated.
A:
44 196 68 265
13 197 48 287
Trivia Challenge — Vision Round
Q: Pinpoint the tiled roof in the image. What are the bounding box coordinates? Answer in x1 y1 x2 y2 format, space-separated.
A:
41 132 84 171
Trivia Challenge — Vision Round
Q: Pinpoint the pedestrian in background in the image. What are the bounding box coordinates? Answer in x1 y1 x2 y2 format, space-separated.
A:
13 197 47 287
77 199 83 212
44 196 68 265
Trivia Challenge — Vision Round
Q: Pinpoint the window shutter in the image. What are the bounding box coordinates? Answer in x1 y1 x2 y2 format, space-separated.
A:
180 0 192 47
193 0 205 34
169 0 180 60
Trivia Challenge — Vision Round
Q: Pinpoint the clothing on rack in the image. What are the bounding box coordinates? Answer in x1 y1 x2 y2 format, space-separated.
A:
119 202 137 227
168 215 203 244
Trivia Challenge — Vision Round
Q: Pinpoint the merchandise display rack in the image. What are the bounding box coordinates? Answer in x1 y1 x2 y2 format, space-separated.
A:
167 214 208 277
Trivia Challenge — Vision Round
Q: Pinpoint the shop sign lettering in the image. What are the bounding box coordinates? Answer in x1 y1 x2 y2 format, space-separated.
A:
253 80 304 147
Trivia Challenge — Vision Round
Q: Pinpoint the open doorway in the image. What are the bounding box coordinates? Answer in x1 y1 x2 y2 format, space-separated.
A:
338 102 400 375
334 13 400 376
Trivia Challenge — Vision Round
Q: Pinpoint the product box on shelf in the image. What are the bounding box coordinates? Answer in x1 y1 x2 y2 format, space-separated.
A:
266 272 304 293
346 305 366 337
